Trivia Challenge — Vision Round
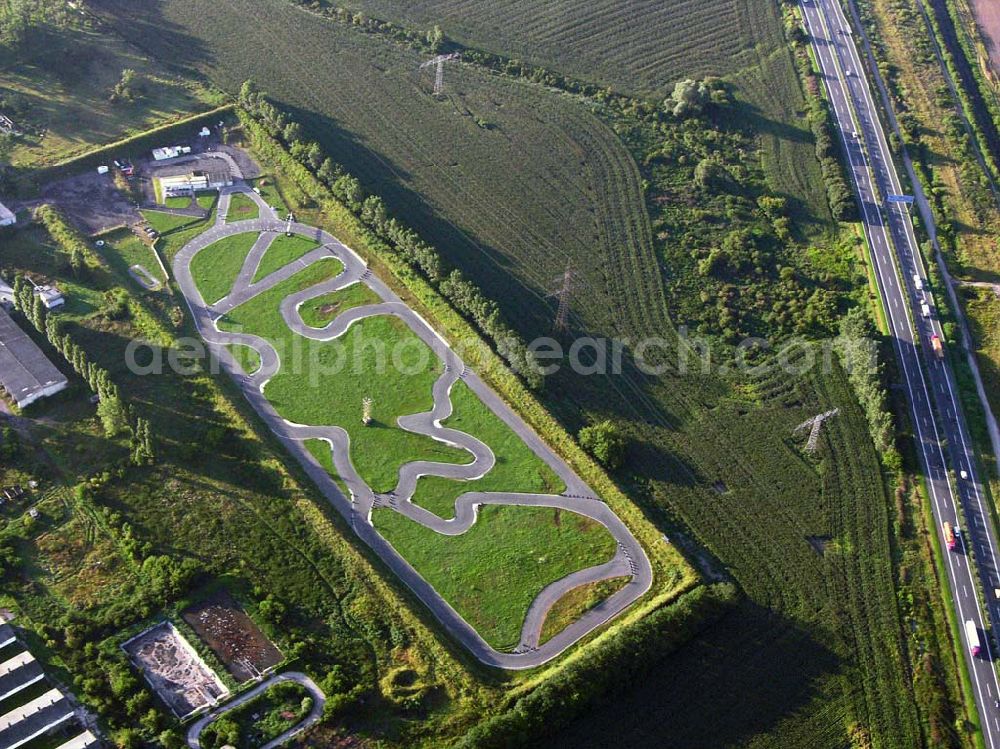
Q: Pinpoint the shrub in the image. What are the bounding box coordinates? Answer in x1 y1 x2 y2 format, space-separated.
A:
578 421 627 470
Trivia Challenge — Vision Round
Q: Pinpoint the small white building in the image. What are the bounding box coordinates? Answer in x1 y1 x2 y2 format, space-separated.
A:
152 145 192 161
0 200 15 227
97 165 109 175
33 284 64 309
199 126 211 137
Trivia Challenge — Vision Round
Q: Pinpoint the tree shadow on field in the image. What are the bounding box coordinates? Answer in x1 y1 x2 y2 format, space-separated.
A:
724 99 813 148
279 104 556 338
86 0 215 78
551 599 844 749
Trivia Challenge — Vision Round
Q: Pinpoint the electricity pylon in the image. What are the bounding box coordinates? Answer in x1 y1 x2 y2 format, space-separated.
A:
419 53 460 96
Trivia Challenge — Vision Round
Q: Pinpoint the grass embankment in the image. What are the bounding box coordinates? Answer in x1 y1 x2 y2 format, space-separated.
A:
249 178 287 214
298 282 381 328
226 192 261 222
303 439 351 498
539 576 631 645
190 232 259 304
94 229 165 288
963 289 1000 455
251 234 320 283
219 260 472 492
374 505 617 651
409 381 564 519
141 210 202 236
145 211 217 265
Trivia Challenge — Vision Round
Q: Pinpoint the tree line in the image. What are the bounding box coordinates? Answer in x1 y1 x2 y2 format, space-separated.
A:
457 583 738 749
837 307 901 469
11 207 154 465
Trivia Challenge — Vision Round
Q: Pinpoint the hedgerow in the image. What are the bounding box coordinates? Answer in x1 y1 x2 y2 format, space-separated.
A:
457 583 738 749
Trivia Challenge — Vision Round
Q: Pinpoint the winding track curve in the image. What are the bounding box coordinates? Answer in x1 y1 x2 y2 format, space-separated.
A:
172 186 652 668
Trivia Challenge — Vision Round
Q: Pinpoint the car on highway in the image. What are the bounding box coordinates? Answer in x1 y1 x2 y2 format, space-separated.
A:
921 303 931 319
913 274 923 290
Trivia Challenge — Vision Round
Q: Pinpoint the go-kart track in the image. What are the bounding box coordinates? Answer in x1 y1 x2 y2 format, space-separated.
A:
172 187 652 669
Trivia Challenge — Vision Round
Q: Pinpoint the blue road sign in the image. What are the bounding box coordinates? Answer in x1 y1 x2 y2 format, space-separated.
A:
887 194 915 204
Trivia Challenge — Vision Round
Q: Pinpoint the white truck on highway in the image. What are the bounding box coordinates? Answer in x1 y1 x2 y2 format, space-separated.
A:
966 619 983 656
913 274 924 290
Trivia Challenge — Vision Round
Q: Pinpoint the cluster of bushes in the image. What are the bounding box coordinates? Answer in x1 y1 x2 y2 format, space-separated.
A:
578 420 627 471
237 83 543 387
36 204 93 275
805 77 857 221
779 2 858 221
663 78 730 118
0 0 73 47
201 680 313 749
837 307 900 468
457 583 737 749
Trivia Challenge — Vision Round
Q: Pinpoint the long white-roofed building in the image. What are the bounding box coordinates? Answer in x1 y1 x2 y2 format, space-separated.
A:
0 308 68 409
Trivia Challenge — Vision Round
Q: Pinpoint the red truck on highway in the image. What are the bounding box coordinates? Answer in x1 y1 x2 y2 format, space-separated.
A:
931 334 944 359
944 521 956 551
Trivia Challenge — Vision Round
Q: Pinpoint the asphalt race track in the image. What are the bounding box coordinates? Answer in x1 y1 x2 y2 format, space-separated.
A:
172 187 652 669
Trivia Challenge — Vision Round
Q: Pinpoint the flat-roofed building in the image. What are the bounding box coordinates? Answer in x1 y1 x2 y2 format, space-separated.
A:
0 627 98 749
159 167 232 197
0 308 68 408
33 284 64 310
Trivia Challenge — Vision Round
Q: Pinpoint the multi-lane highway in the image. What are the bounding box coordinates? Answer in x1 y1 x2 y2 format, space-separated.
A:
802 0 1000 742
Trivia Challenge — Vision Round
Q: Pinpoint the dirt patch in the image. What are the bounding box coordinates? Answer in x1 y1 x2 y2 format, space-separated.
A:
315 302 340 318
40 171 139 235
181 590 282 682
122 621 228 718
970 0 1000 78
